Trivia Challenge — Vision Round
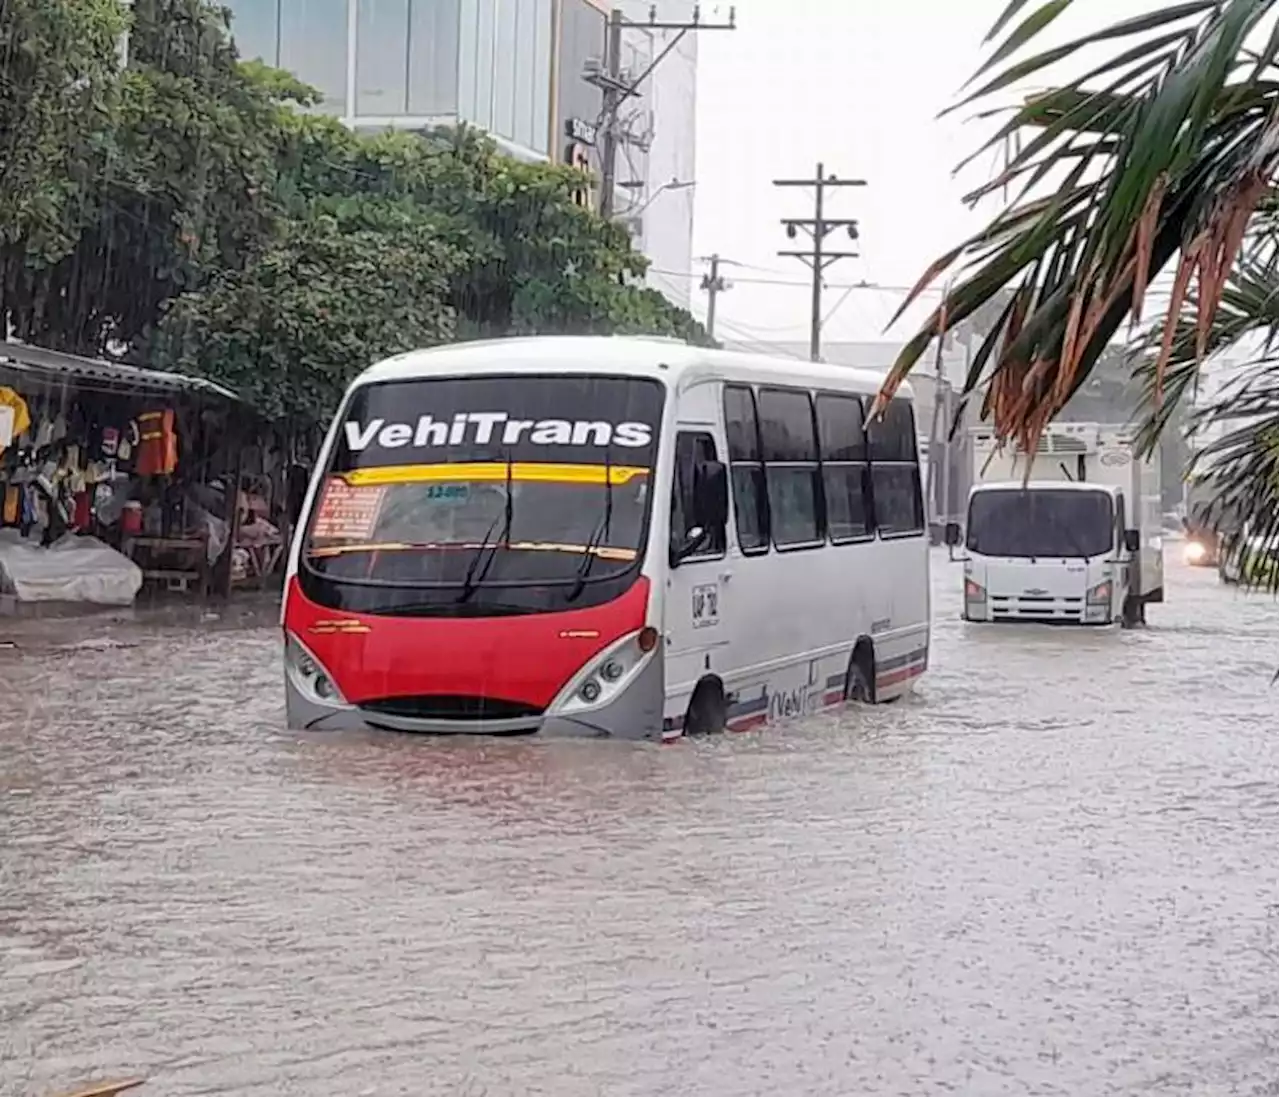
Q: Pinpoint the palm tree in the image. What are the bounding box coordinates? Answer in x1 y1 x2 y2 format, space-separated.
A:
878 0 1278 586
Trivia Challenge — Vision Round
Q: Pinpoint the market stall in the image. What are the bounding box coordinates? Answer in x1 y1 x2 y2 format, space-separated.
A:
0 340 273 609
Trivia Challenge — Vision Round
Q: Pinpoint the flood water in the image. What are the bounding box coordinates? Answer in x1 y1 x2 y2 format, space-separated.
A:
1 551 1276 1096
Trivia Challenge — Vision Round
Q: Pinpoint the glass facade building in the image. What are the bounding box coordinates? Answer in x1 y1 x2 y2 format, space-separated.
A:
224 0 555 159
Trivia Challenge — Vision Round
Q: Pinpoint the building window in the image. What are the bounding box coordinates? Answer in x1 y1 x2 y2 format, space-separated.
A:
528 0 552 154
407 0 462 115
816 392 872 543
223 0 281 65
356 0 410 116
723 384 769 554
868 398 924 536
279 0 349 115
758 388 823 549
491 0 518 138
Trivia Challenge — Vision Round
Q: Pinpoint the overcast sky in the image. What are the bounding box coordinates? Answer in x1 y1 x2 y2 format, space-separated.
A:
679 0 1165 349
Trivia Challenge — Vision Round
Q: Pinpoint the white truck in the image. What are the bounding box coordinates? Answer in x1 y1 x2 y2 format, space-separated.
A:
945 422 1164 626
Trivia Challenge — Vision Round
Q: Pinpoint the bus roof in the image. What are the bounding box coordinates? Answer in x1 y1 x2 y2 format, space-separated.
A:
970 480 1120 495
357 335 912 402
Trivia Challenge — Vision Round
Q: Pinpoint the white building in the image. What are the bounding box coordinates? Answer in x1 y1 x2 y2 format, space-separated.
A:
219 0 698 310
615 1 699 309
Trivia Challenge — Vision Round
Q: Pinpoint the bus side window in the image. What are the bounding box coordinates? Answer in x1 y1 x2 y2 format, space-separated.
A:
723 384 770 554
1115 492 1126 551
868 399 924 537
672 430 727 559
815 393 871 543
757 388 823 549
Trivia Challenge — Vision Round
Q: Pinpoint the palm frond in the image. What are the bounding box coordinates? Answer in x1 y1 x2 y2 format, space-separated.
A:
1184 359 1278 590
876 0 1279 462
1131 210 1277 454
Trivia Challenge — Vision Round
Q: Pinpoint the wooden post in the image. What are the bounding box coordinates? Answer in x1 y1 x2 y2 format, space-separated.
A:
209 416 246 598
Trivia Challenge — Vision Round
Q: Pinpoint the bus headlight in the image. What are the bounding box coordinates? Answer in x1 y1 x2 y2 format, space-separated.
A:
553 629 656 715
1086 580 1112 605
285 633 351 708
964 578 986 602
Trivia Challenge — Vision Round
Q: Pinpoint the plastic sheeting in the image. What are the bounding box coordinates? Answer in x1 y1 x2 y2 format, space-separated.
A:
0 530 143 605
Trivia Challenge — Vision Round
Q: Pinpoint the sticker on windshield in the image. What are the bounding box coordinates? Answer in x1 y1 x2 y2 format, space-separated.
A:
423 483 469 502
312 478 387 540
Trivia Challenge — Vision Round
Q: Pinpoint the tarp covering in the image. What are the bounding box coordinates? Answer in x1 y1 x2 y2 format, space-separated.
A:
0 531 142 605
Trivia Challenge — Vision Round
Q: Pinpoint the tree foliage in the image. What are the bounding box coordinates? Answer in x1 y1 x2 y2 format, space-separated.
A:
0 0 708 423
149 117 709 425
881 0 1278 588
0 0 124 262
0 0 283 350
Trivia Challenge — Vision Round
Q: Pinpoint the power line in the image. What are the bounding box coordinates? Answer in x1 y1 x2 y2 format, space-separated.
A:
651 268 946 294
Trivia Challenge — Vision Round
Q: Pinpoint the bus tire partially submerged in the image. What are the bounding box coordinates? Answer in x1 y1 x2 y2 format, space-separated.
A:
282 336 931 740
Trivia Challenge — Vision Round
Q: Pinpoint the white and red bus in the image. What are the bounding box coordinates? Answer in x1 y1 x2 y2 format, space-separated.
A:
282 336 930 739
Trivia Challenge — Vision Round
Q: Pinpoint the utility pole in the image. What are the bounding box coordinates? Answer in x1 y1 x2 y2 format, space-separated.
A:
697 253 732 340
591 6 736 219
775 163 866 361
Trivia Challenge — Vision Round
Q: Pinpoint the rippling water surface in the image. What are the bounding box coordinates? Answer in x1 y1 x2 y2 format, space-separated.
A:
1 553 1275 1096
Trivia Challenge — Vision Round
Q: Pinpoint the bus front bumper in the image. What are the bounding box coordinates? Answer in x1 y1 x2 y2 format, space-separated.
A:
284 647 665 741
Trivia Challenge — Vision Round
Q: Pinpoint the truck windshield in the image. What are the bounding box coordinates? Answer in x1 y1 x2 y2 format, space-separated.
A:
967 489 1114 558
299 374 664 615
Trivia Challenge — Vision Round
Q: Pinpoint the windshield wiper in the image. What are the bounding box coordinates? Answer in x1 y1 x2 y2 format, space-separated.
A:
457 452 514 602
565 445 613 603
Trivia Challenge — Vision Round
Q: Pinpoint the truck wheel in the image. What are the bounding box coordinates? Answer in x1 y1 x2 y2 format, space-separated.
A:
1121 595 1143 628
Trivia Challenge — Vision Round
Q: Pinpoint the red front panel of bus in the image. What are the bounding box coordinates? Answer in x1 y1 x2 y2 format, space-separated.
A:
283 576 651 709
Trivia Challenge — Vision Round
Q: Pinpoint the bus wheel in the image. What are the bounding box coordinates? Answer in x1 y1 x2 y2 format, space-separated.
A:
844 644 875 704
684 679 726 736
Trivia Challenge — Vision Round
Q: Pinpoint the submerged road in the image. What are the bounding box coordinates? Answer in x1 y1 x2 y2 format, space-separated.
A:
1 552 1276 1096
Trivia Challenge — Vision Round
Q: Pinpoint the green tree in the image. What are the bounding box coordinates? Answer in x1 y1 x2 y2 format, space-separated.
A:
152 118 708 425
149 191 465 428
2 0 708 422
0 0 123 322
1 0 285 351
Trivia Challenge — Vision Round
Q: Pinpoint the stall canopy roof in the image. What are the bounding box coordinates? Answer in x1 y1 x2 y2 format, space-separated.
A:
0 339 248 406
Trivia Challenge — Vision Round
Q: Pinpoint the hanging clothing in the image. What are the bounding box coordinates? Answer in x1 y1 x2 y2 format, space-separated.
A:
136 408 179 477
0 386 31 453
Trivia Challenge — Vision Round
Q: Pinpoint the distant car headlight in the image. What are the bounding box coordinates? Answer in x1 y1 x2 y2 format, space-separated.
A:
1183 540 1207 564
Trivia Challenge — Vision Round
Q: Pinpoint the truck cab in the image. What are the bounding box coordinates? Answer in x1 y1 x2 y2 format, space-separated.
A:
946 423 1164 626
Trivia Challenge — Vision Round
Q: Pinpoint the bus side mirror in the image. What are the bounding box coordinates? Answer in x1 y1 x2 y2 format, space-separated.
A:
1123 528 1140 553
944 521 961 547
693 459 729 530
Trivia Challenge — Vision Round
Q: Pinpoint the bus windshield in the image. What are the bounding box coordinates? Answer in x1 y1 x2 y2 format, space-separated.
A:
967 489 1114 559
301 374 664 609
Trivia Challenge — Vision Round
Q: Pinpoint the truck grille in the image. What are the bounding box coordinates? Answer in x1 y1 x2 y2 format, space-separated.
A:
990 594 1085 622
